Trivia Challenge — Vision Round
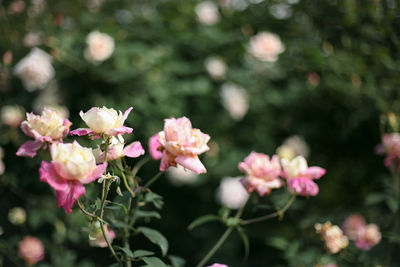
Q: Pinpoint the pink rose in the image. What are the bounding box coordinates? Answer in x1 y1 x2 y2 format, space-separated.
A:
18 236 45 265
70 106 133 138
39 141 107 213
380 133 400 170
207 264 229 267
16 108 72 158
95 135 144 162
151 117 210 174
342 213 366 240
355 224 381 250
238 152 283 196
281 156 326 196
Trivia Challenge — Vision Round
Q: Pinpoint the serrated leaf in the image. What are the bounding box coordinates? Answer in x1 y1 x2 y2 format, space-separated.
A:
168 255 186 267
236 226 249 259
188 214 220 230
138 226 169 256
132 250 155 258
142 257 168 267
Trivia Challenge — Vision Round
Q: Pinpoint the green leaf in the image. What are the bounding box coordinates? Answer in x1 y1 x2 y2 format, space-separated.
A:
132 250 155 258
236 226 249 259
115 246 134 258
188 214 220 231
145 192 164 209
136 210 161 219
365 193 386 206
266 237 289 251
142 257 168 267
168 255 186 267
138 226 169 256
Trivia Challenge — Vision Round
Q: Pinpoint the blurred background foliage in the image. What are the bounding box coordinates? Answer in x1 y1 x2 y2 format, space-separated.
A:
1 0 400 266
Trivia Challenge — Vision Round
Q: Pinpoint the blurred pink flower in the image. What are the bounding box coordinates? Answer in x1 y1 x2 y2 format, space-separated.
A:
248 32 285 62
207 264 229 267
355 224 381 250
70 106 133 138
380 133 400 170
342 213 366 240
18 236 45 265
39 141 107 213
315 222 348 254
238 152 283 196
89 223 116 248
151 117 210 174
16 108 71 158
281 156 326 196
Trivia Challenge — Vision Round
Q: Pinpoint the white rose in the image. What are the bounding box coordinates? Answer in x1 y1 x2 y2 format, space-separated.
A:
51 142 96 180
195 1 220 25
84 31 115 63
80 106 124 133
204 57 227 80
13 48 55 91
216 177 249 209
220 83 248 121
24 108 66 140
248 32 285 62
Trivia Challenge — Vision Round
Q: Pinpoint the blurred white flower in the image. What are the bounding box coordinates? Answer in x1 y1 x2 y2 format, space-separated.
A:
220 83 248 120
204 57 227 80
87 0 104 13
84 31 115 63
13 48 55 91
195 1 220 25
248 32 285 62
167 164 198 185
23 32 41 48
269 3 292 20
216 177 249 209
8 207 27 225
1 105 25 127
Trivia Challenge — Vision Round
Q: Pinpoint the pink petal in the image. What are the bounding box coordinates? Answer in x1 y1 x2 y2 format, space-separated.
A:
121 107 133 124
55 181 86 213
123 141 145 158
149 133 162 160
62 119 72 136
37 136 52 143
80 162 108 184
39 161 69 191
70 128 94 136
105 126 133 136
160 151 174 171
20 121 35 138
175 155 206 174
300 167 326 180
288 177 319 196
16 140 43 158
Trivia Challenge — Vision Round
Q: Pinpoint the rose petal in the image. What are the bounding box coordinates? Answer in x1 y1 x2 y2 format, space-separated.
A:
300 166 326 180
288 177 319 196
55 181 86 213
39 161 69 191
175 155 206 174
123 141 145 158
16 140 43 158
121 107 133 125
70 128 94 136
149 133 162 160
105 126 133 136
80 162 108 184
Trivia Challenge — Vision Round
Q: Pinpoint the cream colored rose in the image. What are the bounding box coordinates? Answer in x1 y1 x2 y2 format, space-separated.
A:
220 83 248 121
248 32 285 62
25 108 66 140
50 142 96 180
195 1 220 25
84 31 115 63
204 57 227 80
216 177 249 209
13 48 55 91
281 156 308 179
80 106 124 133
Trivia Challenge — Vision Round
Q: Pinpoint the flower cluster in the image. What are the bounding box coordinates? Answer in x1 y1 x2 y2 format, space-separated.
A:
342 214 381 250
238 152 326 197
315 222 349 254
149 117 210 174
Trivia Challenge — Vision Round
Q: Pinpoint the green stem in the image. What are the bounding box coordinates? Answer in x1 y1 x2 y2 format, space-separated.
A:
121 171 135 198
195 205 245 267
145 172 163 188
240 195 296 225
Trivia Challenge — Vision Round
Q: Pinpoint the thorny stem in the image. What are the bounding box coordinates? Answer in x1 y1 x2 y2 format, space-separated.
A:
99 137 122 266
240 195 296 225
